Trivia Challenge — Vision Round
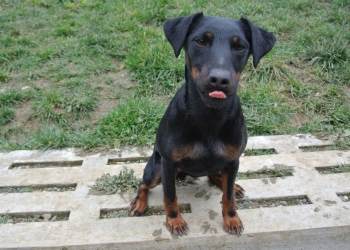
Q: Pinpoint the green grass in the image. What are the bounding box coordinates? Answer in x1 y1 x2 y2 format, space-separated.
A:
244 148 277 156
317 163 350 174
96 98 165 147
0 214 11 224
237 165 294 179
0 107 15 126
0 0 349 151
92 167 141 194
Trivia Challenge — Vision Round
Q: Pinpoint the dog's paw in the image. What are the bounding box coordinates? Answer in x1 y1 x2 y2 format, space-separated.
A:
129 196 147 216
223 213 244 236
166 214 188 236
234 183 245 199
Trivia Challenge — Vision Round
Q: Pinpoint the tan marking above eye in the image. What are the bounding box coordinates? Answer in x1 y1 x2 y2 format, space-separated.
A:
205 32 212 38
233 36 239 42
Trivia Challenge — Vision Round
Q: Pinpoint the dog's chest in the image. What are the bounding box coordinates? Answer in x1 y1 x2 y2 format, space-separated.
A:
172 140 241 175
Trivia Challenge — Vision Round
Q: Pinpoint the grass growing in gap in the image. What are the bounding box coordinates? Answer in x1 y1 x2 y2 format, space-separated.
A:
0 0 349 151
0 212 70 224
317 163 350 174
92 166 141 194
244 148 277 156
0 215 11 224
237 165 294 179
100 204 191 219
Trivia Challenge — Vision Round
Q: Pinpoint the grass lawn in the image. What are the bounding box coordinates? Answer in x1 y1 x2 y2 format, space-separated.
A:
0 0 349 151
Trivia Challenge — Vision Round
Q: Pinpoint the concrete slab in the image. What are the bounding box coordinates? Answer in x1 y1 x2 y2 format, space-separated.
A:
0 134 349 249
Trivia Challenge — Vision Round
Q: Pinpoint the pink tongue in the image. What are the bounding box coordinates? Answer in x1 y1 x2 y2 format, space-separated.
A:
209 91 227 99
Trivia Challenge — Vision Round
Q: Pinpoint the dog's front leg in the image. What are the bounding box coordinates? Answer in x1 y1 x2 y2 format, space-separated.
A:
221 159 244 236
162 158 188 236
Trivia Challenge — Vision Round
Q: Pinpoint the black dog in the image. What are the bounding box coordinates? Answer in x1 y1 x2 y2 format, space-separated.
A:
129 13 276 236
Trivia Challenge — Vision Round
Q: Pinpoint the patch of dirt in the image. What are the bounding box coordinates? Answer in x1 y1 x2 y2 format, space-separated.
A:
0 77 26 93
288 113 307 128
286 65 316 84
89 69 134 122
33 79 51 89
1 67 144 149
12 101 38 130
343 85 350 100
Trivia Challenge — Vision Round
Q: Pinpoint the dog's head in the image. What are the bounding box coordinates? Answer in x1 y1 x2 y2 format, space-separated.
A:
164 13 276 108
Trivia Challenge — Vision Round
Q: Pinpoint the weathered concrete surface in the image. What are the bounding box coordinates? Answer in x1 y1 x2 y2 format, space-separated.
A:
0 134 349 249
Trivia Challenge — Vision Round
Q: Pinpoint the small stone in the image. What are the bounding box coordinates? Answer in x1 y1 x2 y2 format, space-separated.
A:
184 176 195 184
270 203 276 207
280 201 288 206
50 215 57 222
243 201 250 209
42 213 51 221
21 86 30 90
343 196 349 201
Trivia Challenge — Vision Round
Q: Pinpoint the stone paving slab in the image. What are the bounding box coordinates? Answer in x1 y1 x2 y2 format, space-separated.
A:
0 134 350 249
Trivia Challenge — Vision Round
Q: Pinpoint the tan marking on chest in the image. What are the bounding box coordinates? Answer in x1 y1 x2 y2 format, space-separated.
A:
172 143 241 162
172 143 205 162
217 143 242 162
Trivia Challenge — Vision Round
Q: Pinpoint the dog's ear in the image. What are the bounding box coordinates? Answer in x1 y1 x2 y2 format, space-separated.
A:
163 13 203 57
240 18 276 68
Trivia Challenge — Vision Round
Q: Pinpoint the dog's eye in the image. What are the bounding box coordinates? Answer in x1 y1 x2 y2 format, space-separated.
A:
232 44 245 51
195 39 208 47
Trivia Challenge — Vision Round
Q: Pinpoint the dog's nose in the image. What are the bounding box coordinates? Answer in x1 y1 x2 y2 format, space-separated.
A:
207 70 231 88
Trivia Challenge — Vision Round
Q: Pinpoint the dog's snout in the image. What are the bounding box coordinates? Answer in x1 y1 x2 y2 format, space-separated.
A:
207 70 231 88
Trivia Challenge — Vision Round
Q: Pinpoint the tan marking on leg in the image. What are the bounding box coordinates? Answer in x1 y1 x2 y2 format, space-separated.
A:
164 196 188 235
234 183 245 199
221 172 244 236
149 172 161 189
208 174 222 189
129 184 149 216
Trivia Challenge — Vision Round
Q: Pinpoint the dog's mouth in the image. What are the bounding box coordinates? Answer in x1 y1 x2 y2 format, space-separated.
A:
208 90 227 99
